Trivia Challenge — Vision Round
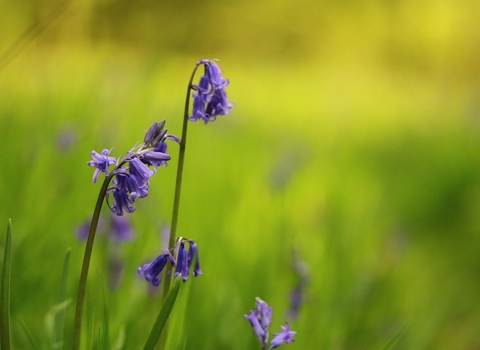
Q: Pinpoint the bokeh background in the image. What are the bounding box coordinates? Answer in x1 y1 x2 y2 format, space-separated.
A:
1 0 480 349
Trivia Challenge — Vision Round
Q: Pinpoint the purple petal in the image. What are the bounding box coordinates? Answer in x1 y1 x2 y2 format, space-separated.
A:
107 188 136 216
206 63 229 90
244 310 266 347
188 241 202 277
256 298 273 330
269 323 296 349
175 242 189 281
138 253 169 286
166 134 181 143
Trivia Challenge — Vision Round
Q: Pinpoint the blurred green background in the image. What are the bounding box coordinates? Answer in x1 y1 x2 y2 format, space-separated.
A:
1 0 480 349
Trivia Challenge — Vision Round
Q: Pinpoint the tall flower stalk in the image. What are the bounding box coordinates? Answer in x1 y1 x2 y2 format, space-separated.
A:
74 59 231 350
162 59 232 297
73 121 178 350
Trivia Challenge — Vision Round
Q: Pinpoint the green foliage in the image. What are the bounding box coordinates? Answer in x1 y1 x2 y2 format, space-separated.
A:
54 249 71 348
143 277 182 350
1 1 480 348
1 219 12 350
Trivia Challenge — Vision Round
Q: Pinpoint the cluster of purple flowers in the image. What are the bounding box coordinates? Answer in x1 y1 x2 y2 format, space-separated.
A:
190 60 233 124
87 120 180 216
244 298 296 349
76 214 135 242
138 238 202 286
83 59 299 346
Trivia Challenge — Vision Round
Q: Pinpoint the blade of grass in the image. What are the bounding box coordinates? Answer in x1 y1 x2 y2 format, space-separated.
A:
1 219 12 350
165 280 192 350
143 277 182 350
381 318 411 350
45 300 72 349
0 0 72 72
112 326 125 350
18 318 40 349
55 248 71 347
88 303 97 350
101 274 110 350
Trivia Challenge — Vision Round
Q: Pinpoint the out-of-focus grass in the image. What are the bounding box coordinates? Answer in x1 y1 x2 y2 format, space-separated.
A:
1 49 480 349
1 0 480 347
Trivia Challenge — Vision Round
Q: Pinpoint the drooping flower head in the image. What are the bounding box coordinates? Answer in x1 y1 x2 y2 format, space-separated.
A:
189 59 233 124
138 238 202 287
137 251 174 287
107 188 135 216
188 240 202 277
174 242 189 281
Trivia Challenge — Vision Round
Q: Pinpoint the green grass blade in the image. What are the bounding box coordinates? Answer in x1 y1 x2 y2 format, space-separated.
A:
1 219 12 350
88 303 97 350
143 277 182 350
112 326 125 350
55 248 71 347
381 318 411 350
45 300 72 349
101 275 110 350
18 318 40 349
165 280 192 350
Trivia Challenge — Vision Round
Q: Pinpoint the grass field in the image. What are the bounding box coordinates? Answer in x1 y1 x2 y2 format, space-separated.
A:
1 1 480 349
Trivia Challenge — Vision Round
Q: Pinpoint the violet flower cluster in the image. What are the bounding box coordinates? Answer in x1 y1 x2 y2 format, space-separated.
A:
87 120 179 216
76 214 134 242
244 298 296 349
138 238 202 286
190 60 233 124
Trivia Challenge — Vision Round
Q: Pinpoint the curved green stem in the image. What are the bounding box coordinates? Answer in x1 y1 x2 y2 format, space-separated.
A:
72 171 115 350
162 61 203 298
156 61 204 350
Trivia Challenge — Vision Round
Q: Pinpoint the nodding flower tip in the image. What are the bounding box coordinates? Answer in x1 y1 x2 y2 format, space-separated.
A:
189 60 233 124
138 240 202 286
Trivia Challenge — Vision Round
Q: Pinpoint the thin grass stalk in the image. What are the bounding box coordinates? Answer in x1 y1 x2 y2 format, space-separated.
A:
0 219 12 350
55 249 71 347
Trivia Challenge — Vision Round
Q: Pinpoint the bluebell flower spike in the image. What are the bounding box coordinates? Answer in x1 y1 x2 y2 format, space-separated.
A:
87 120 179 217
189 60 233 124
138 239 202 287
244 298 296 349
